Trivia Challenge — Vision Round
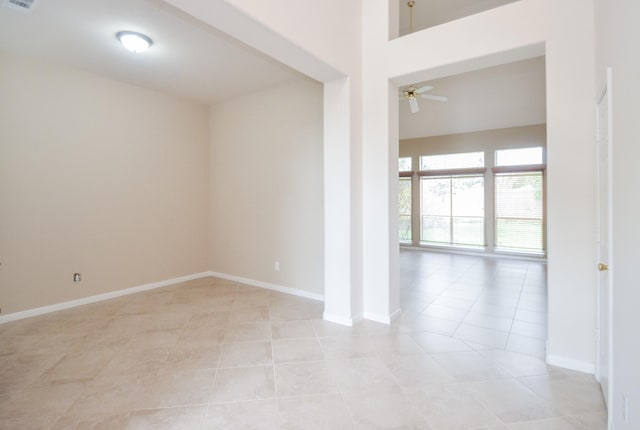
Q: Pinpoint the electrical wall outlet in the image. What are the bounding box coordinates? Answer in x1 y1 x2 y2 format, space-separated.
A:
274 261 280 271
73 273 81 282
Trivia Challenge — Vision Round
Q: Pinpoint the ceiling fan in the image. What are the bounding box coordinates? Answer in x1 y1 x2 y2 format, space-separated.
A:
401 84 448 113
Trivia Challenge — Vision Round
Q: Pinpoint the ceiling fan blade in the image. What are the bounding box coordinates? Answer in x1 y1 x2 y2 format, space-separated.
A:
409 97 419 113
415 85 434 94
420 94 448 102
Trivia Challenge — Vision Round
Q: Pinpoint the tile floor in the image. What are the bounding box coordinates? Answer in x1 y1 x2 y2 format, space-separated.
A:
0 250 606 429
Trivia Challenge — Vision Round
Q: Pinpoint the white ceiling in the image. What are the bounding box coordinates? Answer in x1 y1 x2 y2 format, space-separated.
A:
399 56 546 139
399 0 520 36
0 0 306 105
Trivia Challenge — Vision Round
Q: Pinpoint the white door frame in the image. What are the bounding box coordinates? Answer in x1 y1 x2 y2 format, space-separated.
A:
595 66 614 427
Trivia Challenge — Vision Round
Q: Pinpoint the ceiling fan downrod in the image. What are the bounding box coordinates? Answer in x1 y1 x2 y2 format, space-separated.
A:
407 1 415 34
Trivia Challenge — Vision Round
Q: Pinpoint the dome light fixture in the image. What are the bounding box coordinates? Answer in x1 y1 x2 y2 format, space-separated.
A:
116 31 153 53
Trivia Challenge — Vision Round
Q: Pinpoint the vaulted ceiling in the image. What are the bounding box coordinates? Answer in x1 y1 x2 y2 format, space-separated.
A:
0 0 543 138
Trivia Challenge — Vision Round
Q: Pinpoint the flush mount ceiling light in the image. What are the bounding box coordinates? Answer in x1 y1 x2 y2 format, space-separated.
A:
116 31 153 53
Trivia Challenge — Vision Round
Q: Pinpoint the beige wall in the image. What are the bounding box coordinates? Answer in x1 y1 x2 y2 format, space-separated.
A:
400 124 547 157
0 52 210 315
400 124 547 252
208 80 324 295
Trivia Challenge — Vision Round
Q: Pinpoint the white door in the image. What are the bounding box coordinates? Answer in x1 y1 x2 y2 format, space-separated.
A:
596 68 613 407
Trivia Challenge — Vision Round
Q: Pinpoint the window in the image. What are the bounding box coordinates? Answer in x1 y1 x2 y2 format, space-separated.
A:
398 157 412 172
420 151 484 171
418 151 485 248
421 175 485 246
496 147 543 166
494 147 545 253
398 157 413 243
399 177 412 243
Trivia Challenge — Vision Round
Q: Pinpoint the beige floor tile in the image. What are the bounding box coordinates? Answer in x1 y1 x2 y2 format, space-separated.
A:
515 309 547 325
464 340 501 352
0 381 86 430
273 338 325 363
454 324 510 349
209 365 275 403
142 311 192 331
563 412 608 430
430 351 511 382
342 386 428 429
506 334 547 359
178 324 227 346
440 288 483 301
368 334 426 357
471 302 517 319
423 304 469 322
327 357 399 394
275 361 339 397
463 311 514 332
478 349 550 378
430 296 475 311
403 383 502 429
279 393 356 430
271 320 316 339
165 343 222 370
516 298 548 313
465 379 557 423
410 331 473 354
125 328 182 350
126 405 208 429
102 314 150 335
219 341 273 367
204 399 278 429
510 320 547 340
380 354 454 387
97 346 172 377
38 349 117 384
318 336 377 359
0 253 608 430
187 310 230 328
506 417 580 429
518 373 605 416
234 293 275 310
67 373 159 415
476 294 520 308
0 351 67 394
52 412 131 430
270 304 324 322
224 322 271 342
397 314 460 336
229 307 271 324
144 367 215 408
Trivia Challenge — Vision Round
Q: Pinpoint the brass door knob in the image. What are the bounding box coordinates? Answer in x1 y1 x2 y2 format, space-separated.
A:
598 263 609 271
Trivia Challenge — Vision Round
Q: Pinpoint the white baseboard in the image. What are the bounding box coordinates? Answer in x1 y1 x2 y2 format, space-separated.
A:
323 312 363 327
363 308 403 325
0 272 211 324
546 354 596 374
207 271 324 302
